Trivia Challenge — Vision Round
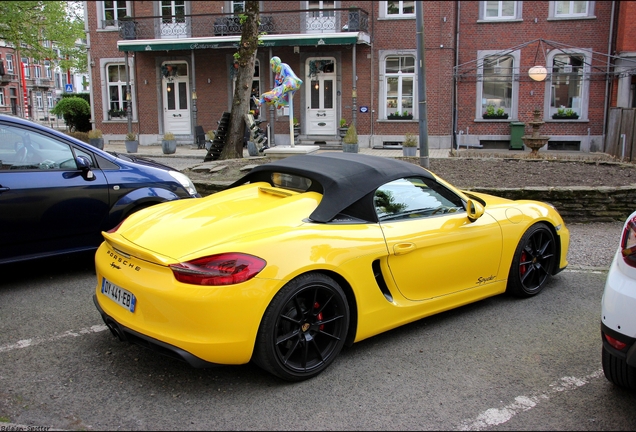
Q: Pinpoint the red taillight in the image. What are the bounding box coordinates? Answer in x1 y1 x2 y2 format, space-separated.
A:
107 220 125 233
169 253 266 286
621 215 636 268
604 333 628 351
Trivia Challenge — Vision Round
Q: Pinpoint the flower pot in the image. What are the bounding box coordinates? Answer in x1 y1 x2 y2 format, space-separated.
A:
89 138 104 150
402 147 417 157
338 127 348 138
162 139 177 154
343 143 359 153
125 140 138 153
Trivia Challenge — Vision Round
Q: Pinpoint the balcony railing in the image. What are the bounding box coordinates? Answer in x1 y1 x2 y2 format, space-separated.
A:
109 8 369 40
31 78 55 89
0 73 18 85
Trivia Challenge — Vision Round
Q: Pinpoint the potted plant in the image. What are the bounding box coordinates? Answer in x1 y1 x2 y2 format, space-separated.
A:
125 132 138 153
483 105 509 119
339 118 349 138
88 129 104 150
342 124 358 153
387 110 414 120
402 133 417 157
552 107 579 120
108 108 125 119
293 118 300 138
205 130 215 151
161 132 177 154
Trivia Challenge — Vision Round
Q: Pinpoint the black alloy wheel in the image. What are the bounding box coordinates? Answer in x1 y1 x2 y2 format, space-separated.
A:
253 273 350 382
507 223 556 297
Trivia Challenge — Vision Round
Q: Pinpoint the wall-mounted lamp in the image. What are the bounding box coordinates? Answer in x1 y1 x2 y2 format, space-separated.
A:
144 79 148 85
89 60 95 67
192 91 197 100
528 65 548 82
294 46 300 54
207 78 211 84
314 82 319 90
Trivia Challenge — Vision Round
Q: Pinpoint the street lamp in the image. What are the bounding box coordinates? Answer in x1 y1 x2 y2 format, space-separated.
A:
528 65 548 82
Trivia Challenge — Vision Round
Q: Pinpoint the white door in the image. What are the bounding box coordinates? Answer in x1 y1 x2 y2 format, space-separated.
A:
306 58 336 135
160 1 188 39
305 0 336 33
162 62 191 134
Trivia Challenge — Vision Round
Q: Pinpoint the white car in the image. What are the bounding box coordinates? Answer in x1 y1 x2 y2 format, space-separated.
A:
601 210 636 390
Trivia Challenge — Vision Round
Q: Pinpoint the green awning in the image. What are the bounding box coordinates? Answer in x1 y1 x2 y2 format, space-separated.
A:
117 32 369 52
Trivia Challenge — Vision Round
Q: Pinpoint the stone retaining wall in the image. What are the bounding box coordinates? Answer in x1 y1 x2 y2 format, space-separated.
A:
193 181 636 223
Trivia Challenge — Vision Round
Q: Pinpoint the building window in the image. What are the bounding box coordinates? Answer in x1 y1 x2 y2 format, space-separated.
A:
482 1 518 20
475 50 520 120
44 61 52 79
6 54 13 73
107 64 129 118
36 92 43 109
47 92 53 108
555 1 588 17
386 1 415 17
382 54 416 119
103 0 128 26
549 53 586 118
549 1 593 19
0 89 5 106
34 63 41 79
480 55 514 118
232 1 245 13
21 58 30 78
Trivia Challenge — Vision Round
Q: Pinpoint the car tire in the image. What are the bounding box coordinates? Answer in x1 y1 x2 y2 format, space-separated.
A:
253 273 350 382
506 223 556 298
602 345 636 390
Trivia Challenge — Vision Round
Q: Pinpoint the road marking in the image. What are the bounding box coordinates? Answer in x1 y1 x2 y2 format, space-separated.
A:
0 324 108 353
457 369 604 431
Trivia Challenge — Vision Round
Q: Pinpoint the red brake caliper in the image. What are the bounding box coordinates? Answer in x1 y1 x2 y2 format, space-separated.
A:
520 251 528 276
314 302 324 331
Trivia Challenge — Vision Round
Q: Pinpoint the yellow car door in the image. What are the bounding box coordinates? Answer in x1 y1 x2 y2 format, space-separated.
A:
375 177 503 301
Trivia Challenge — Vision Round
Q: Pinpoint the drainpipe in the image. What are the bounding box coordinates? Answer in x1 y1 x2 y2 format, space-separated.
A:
191 49 197 133
352 43 357 127
602 1 616 149
370 4 375 144
453 1 461 152
125 51 132 135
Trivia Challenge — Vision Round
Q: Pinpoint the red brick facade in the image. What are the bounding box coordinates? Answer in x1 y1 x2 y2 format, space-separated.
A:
84 1 623 152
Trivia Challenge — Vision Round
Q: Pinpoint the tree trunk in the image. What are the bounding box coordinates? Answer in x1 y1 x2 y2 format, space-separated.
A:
220 1 260 160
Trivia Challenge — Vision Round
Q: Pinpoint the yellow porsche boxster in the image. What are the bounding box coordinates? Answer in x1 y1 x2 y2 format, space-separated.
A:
93 153 569 381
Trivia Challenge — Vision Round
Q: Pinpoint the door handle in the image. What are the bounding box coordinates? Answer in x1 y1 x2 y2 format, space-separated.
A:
393 243 416 255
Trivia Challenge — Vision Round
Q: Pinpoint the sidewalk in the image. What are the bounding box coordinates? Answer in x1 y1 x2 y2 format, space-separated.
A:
101 142 597 162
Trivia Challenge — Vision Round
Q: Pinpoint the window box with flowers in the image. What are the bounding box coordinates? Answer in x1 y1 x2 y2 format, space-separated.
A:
108 108 126 120
387 110 413 120
552 107 579 120
482 105 509 120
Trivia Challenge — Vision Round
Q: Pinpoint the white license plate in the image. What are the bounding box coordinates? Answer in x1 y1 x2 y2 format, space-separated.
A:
101 278 136 312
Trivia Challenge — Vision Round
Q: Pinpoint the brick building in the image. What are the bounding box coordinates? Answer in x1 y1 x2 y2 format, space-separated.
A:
83 1 630 153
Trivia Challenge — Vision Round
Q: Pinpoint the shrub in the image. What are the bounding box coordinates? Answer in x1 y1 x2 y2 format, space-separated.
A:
125 132 137 141
164 132 175 140
67 131 89 143
50 97 91 132
339 118 349 128
88 129 103 139
403 133 417 147
207 130 215 140
343 124 358 144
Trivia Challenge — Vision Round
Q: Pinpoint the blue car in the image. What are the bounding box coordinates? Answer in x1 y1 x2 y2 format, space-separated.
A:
0 114 199 264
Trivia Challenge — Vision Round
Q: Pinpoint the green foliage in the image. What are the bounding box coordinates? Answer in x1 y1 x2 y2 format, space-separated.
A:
50 96 91 132
125 132 137 141
207 130 215 140
0 1 86 72
343 124 358 144
403 133 417 147
163 132 175 140
339 118 349 128
68 131 89 143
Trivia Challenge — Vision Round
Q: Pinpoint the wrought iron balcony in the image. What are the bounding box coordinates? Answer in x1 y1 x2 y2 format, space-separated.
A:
109 8 369 41
0 73 18 85
31 78 55 89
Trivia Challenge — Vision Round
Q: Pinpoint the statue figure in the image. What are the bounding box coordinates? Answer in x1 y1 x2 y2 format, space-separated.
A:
253 56 302 109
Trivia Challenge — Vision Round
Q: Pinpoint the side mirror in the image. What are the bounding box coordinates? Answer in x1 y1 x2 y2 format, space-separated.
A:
466 199 485 222
76 155 95 180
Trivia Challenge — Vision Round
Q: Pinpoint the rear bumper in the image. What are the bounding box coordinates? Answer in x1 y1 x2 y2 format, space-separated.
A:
93 294 220 368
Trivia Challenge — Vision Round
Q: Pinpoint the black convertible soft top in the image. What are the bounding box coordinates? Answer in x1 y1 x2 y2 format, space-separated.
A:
230 153 434 223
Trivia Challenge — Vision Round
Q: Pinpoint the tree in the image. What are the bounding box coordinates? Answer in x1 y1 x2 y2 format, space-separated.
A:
220 1 260 160
0 1 86 72
50 96 90 132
